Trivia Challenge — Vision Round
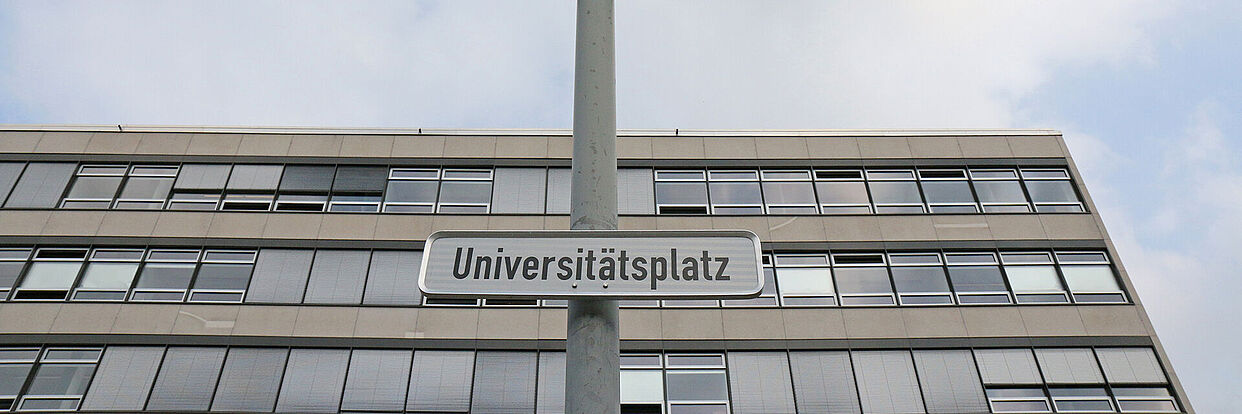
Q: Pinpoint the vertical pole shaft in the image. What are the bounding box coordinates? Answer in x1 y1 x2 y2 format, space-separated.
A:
566 0 618 413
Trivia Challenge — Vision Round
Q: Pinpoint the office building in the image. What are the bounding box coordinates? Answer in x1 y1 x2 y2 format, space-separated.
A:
0 126 1191 413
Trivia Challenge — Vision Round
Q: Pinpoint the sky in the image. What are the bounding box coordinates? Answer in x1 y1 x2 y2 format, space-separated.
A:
1 0 1239 410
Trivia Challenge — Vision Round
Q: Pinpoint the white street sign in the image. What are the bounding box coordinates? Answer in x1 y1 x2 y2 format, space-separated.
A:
418 230 763 299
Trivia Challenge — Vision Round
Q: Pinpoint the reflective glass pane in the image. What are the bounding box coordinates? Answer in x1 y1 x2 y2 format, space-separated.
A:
815 181 869 204
1025 181 1078 203
119 177 174 200
972 181 1027 204
26 364 95 395
384 181 438 203
66 176 122 199
666 371 728 401
869 181 922 204
656 182 708 205
834 267 893 295
192 264 252 290
708 182 762 205
776 268 834 295
78 263 138 289
0 364 32 395
0 262 23 289
947 266 1007 292
620 371 663 403
19 262 81 289
666 355 724 367
668 404 729 414
135 263 196 289
762 182 816 204
891 267 950 293
1061 265 1121 292
922 181 974 204
1004 266 1063 292
439 181 492 204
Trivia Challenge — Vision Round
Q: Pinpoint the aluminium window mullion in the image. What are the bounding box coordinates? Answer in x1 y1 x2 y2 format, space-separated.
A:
912 169 933 213
0 251 32 302
178 247 208 304
992 248 1023 305
0 162 29 207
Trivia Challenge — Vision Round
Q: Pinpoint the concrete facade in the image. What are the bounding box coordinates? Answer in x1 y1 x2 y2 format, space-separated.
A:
0 126 1191 413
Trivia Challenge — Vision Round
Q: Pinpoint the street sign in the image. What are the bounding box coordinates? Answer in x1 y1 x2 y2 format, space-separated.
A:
418 230 763 299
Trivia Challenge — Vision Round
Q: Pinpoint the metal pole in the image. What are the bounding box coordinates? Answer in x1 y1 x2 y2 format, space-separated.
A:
566 0 618 413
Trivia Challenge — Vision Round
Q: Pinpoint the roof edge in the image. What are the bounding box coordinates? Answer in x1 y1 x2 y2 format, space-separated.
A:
0 124 1061 137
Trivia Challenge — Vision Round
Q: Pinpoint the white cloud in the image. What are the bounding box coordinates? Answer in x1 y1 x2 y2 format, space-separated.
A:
1082 101 1242 411
0 0 576 127
615 0 1174 128
2 1 1175 129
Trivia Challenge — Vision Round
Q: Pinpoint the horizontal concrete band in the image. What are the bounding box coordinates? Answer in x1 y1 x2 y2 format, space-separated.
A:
0 333 1153 351
0 211 1107 242
1 124 1063 136
0 303 1155 341
0 234 1111 251
0 152 1075 167
0 131 1068 159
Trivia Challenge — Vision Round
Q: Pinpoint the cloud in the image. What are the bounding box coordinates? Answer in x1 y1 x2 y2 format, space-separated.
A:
0 0 576 127
1 0 1174 129
615 0 1175 128
1083 101 1242 411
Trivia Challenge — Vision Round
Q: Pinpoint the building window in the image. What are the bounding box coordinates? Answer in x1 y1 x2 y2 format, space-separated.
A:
1022 168 1085 212
946 252 1012 304
111 166 178 209
437 169 493 213
866 169 925 214
1002 252 1069 303
188 250 256 303
16 348 101 412
328 166 387 212
12 248 87 301
761 170 817 214
1113 388 1178 413
168 164 232 210
970 169 1031 212
221 165 282 211
655 170 709 214
383 168 440 213
831 253 896 306
707 170 763 214
1049 387 1115 413
0 348 39 410
131 249 200 302
889 253 953 305
621 354 664 413
774 254 836 306
60 165 127 209
71 248 143 301
987 388 1052 413
665 354 729 414
273 165 334 212
814 169 872 214
1056 252 1126 303
919 169 979 213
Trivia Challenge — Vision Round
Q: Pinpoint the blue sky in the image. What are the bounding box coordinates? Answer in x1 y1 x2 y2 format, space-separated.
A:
1 1 1239 411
